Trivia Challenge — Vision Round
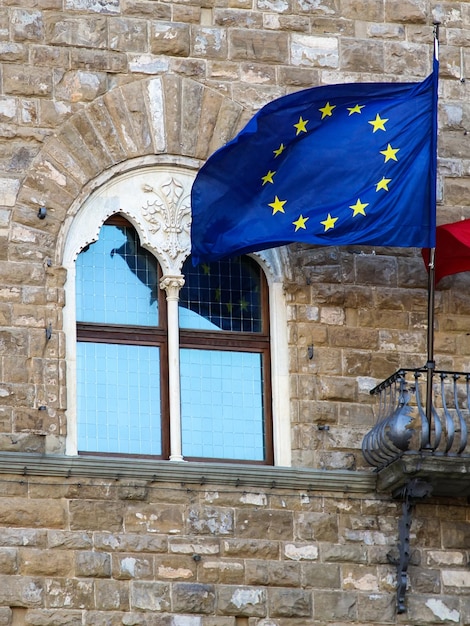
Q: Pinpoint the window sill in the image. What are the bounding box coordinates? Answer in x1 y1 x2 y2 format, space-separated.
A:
0 452 375 493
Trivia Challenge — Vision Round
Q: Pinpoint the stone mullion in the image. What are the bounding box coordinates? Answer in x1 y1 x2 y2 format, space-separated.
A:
160 275 185 462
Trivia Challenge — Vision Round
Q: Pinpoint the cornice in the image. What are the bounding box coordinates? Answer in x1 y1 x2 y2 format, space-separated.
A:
0 452 376 494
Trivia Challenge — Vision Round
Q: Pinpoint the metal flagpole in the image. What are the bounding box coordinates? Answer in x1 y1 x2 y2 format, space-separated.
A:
423 24 439 449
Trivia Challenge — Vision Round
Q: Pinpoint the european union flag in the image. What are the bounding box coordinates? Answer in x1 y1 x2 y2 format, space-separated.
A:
191 60 438 264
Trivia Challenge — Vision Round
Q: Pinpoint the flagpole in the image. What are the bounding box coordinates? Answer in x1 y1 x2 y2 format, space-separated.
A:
423 24 439 449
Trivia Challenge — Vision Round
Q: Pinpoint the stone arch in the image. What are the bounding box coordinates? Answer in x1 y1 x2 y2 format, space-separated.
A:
12 73 292 280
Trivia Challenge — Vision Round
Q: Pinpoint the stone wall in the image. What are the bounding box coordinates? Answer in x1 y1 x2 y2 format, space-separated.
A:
0 471 469 626
1 0 470 624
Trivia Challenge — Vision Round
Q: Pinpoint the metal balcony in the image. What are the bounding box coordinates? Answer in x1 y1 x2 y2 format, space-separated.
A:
362 367 470 498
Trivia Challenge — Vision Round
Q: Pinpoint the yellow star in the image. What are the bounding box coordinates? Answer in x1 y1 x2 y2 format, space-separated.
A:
268 196 287 215
273 143 285 158
380 143 399 162
293 215 309 231
226 302 233 313
261 170 276 185
202 263 210 275
376 177 392 192
294 116 308 135
347 104 364 115
319 102 336 119
320 213 338 232
239 297 249 311
368 113 388 132
214 287 221 302
349 198 369 217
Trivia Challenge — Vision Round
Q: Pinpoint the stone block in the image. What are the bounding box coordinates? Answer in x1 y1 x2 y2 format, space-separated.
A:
229 29 288 62
75 550 111 578
172 583 216 614
268 587 312 617
45 578 94 609
93 532 167 554
45 16 108 48
313 590 357 621
114 554 154 580
109 18 148 52
64 0 120 13
3 66 52 97
70 49 127 73
0 574 43 607
385 0 427 23
69 501 124 532
321 543 368 563
47 531 93 550
0 547 17 574
124 503 184 534
21 608 83 625
155 555 196 581
150 22 190 56
20 548 73 576
0 608 11 626
245 559 300 587
341 38 384 72
384 41 430 76
11 9 44 42
169 537 220 556
95 579 130 610
187 506 234 536
217 586 266 617
301 562 340 589
407 594 461 624
357 592 396 622
291 34 338 68
0 498 65 529
221 539 279 559
130 581 171 612
0 43 26 62
199 559 244 584
192 27 227 59
284 542 319 561
214 9 263 29
235 509 293 540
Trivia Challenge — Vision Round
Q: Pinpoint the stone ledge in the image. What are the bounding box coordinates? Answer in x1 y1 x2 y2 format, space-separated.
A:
0 452 376 493
376 451 470 498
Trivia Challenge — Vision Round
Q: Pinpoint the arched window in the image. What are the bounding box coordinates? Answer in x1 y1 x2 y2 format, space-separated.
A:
74 215 272 463
62 165 290 466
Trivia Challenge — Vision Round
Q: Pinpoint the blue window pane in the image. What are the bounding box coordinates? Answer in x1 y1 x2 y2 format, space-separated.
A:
180 349 265 460
76 225 159 326
179 256 263 332
77 342 161 455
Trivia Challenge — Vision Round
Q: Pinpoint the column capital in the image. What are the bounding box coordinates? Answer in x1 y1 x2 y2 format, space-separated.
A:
160 274 185 299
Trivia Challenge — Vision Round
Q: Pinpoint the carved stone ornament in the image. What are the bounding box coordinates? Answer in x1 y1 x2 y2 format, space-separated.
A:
141 176 192 270
62 165 196 277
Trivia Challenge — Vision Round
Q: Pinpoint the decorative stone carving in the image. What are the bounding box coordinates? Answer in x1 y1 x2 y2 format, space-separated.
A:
141 176 192 272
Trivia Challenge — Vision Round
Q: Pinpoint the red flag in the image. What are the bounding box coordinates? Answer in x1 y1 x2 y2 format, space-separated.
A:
422 218 470 284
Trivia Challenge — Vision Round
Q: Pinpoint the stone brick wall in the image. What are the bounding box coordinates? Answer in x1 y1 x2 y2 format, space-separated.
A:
0 472 469 626
1 0 470 624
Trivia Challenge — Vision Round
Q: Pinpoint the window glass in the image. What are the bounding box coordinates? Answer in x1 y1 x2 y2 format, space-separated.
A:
76 224 159 326
180 349 265 460
77 342 162 455
179 256 263 332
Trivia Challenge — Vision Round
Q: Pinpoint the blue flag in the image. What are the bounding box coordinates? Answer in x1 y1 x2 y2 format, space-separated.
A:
191 61 438 264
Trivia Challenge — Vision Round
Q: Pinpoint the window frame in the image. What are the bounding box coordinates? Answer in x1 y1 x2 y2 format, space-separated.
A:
61 164 291 466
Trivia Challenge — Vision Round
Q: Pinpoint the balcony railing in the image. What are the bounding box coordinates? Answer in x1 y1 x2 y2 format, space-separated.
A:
362 367 470 469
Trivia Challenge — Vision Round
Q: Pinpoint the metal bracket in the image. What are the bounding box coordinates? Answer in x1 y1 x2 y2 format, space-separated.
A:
389 478 432 614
